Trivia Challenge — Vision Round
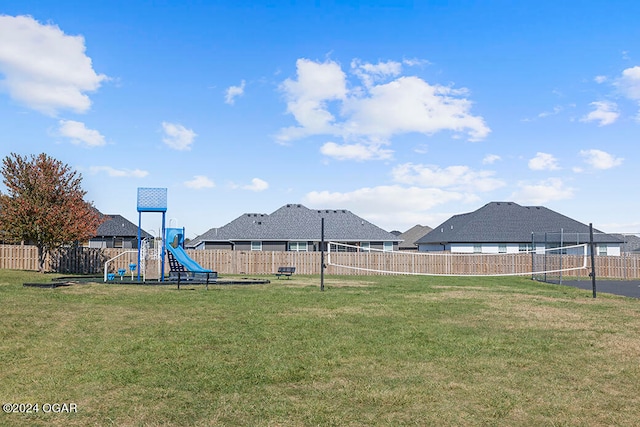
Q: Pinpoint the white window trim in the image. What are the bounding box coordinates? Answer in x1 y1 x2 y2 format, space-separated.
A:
251 241 262 251
289 241 308 252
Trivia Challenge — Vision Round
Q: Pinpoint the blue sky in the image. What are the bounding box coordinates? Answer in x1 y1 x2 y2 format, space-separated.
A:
1 1 639 238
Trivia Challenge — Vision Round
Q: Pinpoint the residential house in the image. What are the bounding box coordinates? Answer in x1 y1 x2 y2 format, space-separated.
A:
88 214 153 249
187 203 401 252
612 234 640 253
398 225 432 251
416 202 622 255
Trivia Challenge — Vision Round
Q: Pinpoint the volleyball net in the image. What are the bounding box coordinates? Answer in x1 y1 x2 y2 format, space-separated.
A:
326 241 590 277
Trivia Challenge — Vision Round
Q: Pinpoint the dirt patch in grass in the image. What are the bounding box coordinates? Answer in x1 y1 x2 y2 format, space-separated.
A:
281 303 393 318
279 276 376 288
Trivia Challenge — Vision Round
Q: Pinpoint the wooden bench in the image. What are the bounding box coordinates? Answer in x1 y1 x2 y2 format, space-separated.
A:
275 266 295 279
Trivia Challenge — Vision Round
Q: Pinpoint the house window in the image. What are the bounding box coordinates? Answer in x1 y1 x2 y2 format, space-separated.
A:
473 244 482 253
289 241 308 252
519 244 533 252
598 245 608 256
499 244 507 254
383 242 393 252
360 242 370 252
113 237 124 249
251 241 262 251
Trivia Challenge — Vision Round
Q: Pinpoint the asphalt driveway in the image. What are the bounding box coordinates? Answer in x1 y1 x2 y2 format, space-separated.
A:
558 280 640 298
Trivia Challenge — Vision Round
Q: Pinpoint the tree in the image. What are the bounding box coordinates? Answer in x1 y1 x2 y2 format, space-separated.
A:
0 153 103 272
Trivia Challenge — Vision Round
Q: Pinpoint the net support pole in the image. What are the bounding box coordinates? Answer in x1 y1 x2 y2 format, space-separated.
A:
320 217 325 292
137 211 142 282
589 223 596 298
560 228 563 284
530 232 534 280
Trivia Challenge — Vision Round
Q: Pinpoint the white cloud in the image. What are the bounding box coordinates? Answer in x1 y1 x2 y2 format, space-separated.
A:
320 141 393 161
351 59 402 87
528 152 560 171
161 122 197 151
391 163 505 192
482 154 501 165
304 185 474 230
616 65 640 101
243 178 269 192
537 105 563 118
278 58 347 141
342 76 490 141
89 166 148 178
511 178 574 205
594 75 607 84
580 101 619 126
58 120 106 147
579 149 623 170
402 58 430 67
0 15 107 115
225 80 245 105
184 175 215 189
277 58 490 154
414 144 429 154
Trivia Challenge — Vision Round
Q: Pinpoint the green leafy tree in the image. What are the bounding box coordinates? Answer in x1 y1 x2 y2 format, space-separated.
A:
0 153 103 272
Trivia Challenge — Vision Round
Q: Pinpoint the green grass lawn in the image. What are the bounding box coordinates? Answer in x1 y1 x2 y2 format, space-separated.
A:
1 271 639 426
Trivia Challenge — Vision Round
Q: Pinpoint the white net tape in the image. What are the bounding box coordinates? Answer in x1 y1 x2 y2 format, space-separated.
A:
327 241 589 277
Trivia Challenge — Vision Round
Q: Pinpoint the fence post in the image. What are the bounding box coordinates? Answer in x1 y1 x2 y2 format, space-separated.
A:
589 223 597 298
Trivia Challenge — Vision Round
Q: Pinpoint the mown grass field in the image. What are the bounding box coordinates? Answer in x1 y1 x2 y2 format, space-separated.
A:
1 270 639 426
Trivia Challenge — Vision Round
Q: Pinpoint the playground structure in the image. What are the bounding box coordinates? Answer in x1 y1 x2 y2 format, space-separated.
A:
137 187 168 281
165 227 216 285
103 237 158 282
103 187 217 283
166 228 212 273
98 187 268 286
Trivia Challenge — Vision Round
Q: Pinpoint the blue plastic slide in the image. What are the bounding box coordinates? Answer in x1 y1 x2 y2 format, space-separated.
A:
165 228 213 273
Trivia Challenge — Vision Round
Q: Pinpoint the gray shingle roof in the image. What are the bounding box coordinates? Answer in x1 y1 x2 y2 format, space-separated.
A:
398 225 432 250
188 204 400 247
611 234 640 253
416 202 621 245
94 214 152 239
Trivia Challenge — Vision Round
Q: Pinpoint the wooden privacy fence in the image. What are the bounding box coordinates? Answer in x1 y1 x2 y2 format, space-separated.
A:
2 244 640 279
0 245 38 271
